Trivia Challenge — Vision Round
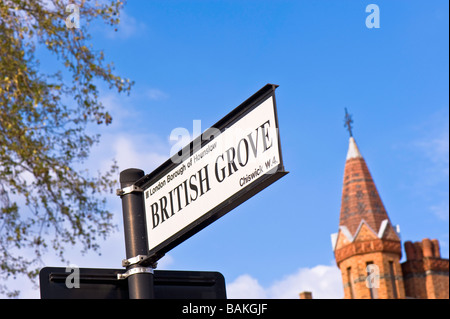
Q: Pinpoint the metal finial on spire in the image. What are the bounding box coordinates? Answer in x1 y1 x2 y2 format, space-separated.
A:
344 108 354 137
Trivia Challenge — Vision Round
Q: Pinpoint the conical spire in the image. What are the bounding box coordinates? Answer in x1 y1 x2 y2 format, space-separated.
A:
346 137 362 160
339 137 391 235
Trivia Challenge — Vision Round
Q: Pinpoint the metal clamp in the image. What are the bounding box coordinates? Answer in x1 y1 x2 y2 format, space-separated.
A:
122 255 147 267
116 184 143 197
117 267 154 280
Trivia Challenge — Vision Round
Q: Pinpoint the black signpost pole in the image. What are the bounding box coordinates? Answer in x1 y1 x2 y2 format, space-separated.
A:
119 168 155 299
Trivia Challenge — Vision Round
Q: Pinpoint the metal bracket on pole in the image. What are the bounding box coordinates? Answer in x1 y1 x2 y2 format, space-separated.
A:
117 267 154 280
122 255 147 267
122 255 159 268
116 184 143 197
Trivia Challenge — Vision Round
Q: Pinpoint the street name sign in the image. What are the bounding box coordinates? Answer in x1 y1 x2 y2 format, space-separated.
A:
136 84 287 262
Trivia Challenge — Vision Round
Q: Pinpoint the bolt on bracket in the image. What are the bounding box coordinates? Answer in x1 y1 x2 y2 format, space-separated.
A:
117 267 154 280
116 184 143 197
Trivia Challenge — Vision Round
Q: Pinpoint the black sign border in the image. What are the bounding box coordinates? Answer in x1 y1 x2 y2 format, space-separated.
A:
136 84 288 263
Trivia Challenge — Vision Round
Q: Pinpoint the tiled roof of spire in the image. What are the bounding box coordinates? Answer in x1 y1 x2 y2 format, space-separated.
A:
339 137 392 236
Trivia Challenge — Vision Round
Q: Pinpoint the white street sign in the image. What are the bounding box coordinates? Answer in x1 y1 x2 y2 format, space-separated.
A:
140 84 287 259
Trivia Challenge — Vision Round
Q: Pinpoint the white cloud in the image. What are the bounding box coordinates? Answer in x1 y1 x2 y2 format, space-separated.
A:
146 88 169 101
269 265 344 299
407 109 449 223
112 135 169 173
415 128 449 177
227 264 344 299
430 200 449 222
99 93 134 129
227 275 268 299
156 255 175 269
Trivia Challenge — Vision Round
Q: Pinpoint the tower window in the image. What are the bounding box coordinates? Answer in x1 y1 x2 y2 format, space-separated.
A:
347 267 355 299
389 261 398 299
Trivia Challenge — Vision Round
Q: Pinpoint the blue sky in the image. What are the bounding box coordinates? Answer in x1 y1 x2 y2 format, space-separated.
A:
10 0 449 298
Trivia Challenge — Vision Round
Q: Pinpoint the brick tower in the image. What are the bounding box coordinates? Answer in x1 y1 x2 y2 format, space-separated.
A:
331 135 405 299
324 111 449 299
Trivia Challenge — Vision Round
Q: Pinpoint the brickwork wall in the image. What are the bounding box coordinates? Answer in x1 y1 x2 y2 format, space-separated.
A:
401 260 427 299
401 239 449 299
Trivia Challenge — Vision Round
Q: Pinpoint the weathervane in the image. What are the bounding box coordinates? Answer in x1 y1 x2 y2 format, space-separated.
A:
344 108 354 137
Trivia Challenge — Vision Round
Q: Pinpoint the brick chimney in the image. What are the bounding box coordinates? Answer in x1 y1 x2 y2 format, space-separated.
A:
299 291 313 299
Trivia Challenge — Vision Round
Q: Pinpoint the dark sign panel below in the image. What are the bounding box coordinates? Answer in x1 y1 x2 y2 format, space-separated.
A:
39 267 226 299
